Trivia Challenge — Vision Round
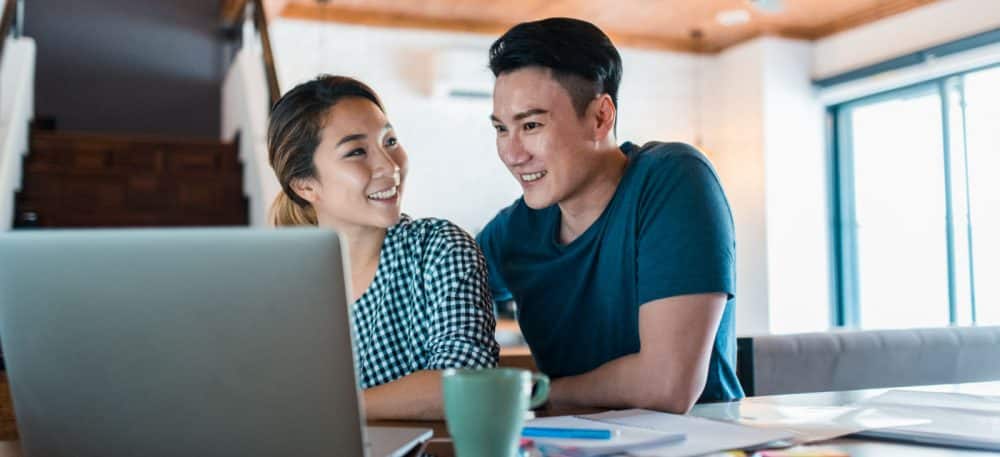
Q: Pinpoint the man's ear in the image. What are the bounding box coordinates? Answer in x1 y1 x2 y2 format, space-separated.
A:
590 94 616 141
290 177 320 204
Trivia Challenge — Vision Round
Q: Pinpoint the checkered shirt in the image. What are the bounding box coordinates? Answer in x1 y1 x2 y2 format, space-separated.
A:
351 215 500 388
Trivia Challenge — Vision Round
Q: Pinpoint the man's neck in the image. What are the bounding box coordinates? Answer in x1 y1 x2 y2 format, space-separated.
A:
557 144 629 245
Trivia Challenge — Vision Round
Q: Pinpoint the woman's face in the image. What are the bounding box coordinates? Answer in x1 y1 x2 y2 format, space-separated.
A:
293 97 408 231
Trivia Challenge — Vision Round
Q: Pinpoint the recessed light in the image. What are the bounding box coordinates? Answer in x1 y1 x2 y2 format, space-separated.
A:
716 9 751 27
749 0 784 13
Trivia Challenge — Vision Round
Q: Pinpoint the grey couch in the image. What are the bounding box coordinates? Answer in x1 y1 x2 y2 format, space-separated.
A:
736 326 1000 396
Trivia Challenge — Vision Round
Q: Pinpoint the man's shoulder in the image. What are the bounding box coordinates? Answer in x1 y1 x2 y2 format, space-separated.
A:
478 197 548 239
630 141 714 174
624 141 724 198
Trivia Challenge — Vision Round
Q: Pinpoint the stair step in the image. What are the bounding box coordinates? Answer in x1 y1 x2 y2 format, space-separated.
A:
20 170 243 205
12 210 249 228
17 181 246 212
14 130 250 228
27 131 240 174
14 194 249 228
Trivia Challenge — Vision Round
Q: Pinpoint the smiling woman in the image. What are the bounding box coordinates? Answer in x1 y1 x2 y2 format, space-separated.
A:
265 75 500 420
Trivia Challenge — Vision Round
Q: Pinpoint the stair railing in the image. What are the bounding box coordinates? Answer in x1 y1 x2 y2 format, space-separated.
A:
0 0 33 230
220 0 282 227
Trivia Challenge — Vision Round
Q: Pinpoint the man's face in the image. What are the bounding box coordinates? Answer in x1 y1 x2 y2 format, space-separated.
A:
491 67 597 209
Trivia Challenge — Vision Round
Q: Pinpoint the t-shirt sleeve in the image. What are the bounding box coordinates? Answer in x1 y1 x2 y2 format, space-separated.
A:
636 150 736 305
421 222 501 370
475 209 515 304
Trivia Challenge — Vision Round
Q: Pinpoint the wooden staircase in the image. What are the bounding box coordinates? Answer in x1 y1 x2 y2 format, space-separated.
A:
13 131 248 228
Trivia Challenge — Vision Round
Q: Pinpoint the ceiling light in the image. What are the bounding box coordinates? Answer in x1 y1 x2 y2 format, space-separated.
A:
748 0 784 13
716 9 751 27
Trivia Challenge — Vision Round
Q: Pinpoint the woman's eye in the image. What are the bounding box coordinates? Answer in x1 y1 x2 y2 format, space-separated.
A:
523 122 540 131
345 148 365 158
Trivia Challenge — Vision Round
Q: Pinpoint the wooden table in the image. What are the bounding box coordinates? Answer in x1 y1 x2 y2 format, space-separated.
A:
0 381 996 456
410 381 1000 456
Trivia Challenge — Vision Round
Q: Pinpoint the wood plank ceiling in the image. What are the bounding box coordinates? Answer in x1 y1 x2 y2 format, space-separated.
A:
263 0 939 53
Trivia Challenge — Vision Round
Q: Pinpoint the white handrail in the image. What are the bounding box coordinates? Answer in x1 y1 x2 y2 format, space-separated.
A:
221 46 280 227
0 36 35 231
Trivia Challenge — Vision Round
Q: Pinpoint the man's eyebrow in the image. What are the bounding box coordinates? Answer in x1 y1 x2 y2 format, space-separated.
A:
337 133 366 146
490 115 502 123
513 108 548 121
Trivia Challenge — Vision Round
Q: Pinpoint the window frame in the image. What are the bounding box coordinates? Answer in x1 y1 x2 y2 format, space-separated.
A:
828 63 1000 328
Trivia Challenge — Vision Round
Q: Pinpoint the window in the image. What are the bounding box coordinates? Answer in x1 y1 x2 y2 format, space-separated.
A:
832 64 999 329
962 66 1000 324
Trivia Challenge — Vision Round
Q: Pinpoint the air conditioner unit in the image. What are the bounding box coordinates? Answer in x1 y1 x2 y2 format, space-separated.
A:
432 48 493 99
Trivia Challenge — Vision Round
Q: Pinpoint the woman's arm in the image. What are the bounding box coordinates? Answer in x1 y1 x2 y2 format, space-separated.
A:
362 370 443 420
362 221 500 421
419 222 500 372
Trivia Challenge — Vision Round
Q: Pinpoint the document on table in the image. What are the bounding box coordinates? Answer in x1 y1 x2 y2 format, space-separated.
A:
852 390 1000 451
525 409 794 457
693 402 929 443
525 416 685 457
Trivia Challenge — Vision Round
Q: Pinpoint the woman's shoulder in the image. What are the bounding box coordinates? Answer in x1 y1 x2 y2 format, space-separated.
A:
389 215 480 259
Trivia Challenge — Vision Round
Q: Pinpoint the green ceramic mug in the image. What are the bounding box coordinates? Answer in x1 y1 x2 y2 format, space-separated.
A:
442 368 550 457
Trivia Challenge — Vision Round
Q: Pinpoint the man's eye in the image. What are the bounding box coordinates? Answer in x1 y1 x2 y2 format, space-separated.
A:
493 124 507 134
385 137 398 147
523 122 541 131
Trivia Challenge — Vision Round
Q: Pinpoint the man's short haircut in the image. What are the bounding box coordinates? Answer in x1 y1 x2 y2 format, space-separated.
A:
489 17 623 118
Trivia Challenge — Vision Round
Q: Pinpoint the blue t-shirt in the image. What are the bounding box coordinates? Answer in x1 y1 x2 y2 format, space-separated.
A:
477 141 743 403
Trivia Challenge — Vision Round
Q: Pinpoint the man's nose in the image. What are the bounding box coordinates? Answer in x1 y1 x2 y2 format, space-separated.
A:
501 136 531 167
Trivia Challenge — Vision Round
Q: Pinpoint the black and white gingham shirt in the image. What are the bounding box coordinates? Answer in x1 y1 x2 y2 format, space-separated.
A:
351 215 499 388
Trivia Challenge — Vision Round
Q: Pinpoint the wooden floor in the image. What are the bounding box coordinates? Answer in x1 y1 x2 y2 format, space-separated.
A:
0 374 17 440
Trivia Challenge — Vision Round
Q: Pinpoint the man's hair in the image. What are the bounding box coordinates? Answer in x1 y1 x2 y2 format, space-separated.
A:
488 17 623 117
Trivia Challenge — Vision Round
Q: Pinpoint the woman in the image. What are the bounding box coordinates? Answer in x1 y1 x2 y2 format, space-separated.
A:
267 75 499 420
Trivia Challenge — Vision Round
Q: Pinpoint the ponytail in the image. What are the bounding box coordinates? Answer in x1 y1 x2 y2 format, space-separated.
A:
269 192 317 227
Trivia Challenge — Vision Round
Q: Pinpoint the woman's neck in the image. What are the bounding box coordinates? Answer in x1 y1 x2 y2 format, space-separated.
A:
319 218 388 302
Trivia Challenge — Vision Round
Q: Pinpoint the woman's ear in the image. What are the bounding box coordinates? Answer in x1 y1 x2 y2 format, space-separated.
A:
290 177 320 204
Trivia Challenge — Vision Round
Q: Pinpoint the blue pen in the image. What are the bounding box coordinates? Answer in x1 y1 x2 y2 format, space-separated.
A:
522 426 613 440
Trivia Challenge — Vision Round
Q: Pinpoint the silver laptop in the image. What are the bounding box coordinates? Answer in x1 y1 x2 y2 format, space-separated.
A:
0 228 430 457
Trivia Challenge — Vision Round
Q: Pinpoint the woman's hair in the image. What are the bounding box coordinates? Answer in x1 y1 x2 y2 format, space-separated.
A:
267 75 385 227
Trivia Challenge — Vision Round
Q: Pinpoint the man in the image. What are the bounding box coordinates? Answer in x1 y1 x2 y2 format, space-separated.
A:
477 17 743 413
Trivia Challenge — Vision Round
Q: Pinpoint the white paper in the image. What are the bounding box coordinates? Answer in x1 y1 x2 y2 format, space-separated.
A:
861 389 1000 415
575 409 794 457
693 402 929 443
525 416 685 457
853 390 1000 451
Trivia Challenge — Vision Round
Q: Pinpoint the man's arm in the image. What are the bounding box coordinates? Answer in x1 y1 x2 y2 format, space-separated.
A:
547 292 727 414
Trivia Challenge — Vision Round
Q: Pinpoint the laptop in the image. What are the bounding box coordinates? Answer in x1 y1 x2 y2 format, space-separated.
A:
0 228 431 457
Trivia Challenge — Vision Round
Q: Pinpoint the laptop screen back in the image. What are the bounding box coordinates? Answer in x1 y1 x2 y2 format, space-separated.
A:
0 228 365 457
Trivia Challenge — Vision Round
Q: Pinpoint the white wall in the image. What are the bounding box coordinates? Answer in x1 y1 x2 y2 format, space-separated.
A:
761 39 830 334
269 19 700 234
265 0 991 335
269 19 810 336
813 0 1000 79
700 40 771 335
699 37 832 335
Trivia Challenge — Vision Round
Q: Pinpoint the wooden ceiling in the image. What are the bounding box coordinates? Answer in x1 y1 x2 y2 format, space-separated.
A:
262 0 939 53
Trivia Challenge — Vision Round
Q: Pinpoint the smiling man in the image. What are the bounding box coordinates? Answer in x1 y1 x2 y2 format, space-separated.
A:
477 18 744 413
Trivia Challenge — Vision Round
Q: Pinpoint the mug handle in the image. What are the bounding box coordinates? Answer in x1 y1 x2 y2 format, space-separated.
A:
528 373 550 409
